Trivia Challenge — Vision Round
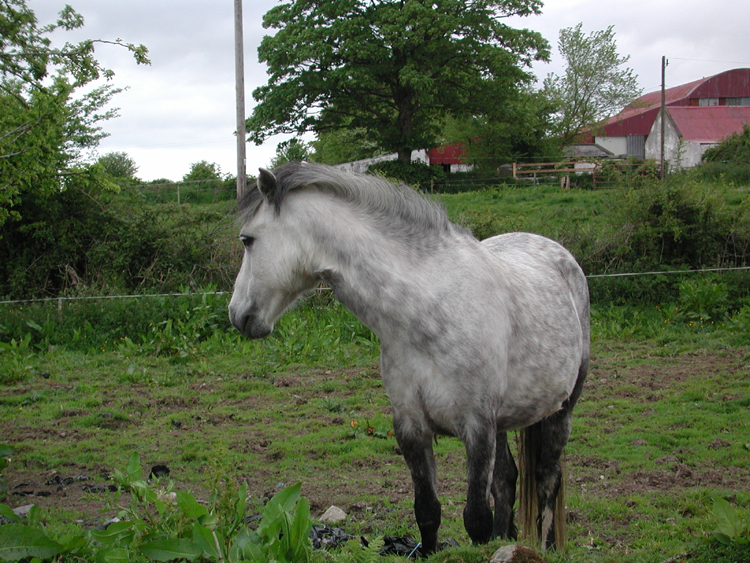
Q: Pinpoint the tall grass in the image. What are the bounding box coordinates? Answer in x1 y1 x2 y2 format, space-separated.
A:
0 289 380 382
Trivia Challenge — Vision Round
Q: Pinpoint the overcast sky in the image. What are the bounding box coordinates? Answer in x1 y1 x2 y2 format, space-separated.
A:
31 0 750 181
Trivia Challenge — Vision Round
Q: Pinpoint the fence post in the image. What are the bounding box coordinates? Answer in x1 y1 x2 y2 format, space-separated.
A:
58 297 63 323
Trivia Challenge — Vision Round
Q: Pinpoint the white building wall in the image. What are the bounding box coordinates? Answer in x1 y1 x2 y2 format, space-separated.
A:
333 149 428 174
593 136 628 156
645 113 680 169
645 113 717 170
684 142 718 168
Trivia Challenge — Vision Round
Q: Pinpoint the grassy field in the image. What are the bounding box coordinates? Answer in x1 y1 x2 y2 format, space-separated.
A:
2 178 750 561
1 294 750 562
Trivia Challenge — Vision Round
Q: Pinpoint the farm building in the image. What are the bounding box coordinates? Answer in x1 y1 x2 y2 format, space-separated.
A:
337 69 750 173
428 142 474 173
590 68 750 163
645 105 750 169
334 145 470 174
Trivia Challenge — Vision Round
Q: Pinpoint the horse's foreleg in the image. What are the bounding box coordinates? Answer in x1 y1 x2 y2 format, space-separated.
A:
462 427 496 545
535 410 572 550
491 432 518 539
394 417 441 555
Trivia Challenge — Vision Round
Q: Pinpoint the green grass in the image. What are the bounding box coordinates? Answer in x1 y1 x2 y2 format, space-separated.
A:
3 177 750 561
437 184 615 241
2 297 750 562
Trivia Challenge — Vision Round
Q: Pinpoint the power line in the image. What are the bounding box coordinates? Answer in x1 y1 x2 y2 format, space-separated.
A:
104 137 232 150
668 57 750 66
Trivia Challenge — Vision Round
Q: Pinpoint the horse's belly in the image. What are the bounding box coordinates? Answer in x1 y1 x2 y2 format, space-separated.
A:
381 310 583 435
496 354 581 430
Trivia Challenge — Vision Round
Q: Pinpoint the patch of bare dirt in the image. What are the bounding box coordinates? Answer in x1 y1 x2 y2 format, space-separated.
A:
2 350 749 533
567 348 750 498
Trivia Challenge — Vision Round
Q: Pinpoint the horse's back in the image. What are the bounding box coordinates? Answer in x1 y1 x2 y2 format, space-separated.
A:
479 232 590 423
482 232 589 340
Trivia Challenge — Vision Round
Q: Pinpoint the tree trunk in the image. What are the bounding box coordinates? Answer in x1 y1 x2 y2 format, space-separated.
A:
397 148 412 163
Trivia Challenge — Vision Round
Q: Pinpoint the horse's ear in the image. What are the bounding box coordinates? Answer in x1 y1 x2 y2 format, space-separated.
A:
257 168 278 205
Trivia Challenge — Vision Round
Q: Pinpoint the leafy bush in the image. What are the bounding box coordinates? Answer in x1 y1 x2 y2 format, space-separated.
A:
582 177 750 278
0 453 315 563
133 289 229 359
587 271 687 307
0 334 36 384
595 158 660 189
728 300 750 339
368 160 446 189
703 124 750 164
691 162 750 185
0 288 380 370
678 277 730 322
0 289 233 353
0 187 237 299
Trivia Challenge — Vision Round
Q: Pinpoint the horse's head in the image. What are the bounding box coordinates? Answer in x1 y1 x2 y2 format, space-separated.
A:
228 167 319 339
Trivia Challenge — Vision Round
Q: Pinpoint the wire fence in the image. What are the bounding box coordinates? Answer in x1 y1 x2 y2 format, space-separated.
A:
119 178 238 205
2 266 749 307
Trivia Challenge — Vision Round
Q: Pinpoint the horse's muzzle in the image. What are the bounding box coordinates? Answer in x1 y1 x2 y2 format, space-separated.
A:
228 304 272 339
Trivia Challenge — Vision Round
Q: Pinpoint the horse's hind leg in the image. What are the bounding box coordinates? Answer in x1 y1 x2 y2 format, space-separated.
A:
491 431 518 539
535 409 572 550
393 415 441 555
462 426 496 545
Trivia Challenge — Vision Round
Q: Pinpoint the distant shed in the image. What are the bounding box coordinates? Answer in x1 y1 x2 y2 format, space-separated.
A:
428 142 473 173
583 68 750 160
645 105 750 168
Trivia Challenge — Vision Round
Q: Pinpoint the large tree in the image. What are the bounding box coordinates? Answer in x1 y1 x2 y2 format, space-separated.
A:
248 0 550 162
0 0 148 229
542 23 642 145
310 124 384 165
441 87 559 169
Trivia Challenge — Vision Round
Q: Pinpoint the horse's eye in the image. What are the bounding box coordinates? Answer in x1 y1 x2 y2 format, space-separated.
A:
240 235 255 249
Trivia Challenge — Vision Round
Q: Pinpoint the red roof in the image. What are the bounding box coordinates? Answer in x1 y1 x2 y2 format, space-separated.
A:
602 68 750 136
667 106 750 142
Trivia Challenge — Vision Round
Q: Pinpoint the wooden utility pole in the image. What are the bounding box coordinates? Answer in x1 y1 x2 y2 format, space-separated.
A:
234 0 247 199
660 55 667 180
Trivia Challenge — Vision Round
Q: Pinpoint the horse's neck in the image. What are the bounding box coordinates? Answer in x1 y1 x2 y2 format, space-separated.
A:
307 203 452 338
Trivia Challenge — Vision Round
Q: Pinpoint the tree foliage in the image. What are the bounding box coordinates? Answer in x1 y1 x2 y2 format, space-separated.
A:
0 0 149 230
441 87 560 169
182 161 225 184
248 0 550 162
543 23 642 144
310 125 384 165
702 124 750 164
269 138 312 169
97 151 139 181
0 0 149 297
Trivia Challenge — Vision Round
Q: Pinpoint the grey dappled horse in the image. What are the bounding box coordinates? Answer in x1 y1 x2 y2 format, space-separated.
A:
229 162 589 554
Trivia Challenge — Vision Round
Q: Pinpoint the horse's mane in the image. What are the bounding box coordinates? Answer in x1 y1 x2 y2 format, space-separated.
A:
239 162 467 240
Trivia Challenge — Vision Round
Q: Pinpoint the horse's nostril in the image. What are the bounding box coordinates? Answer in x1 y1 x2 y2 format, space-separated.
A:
229 305 271 339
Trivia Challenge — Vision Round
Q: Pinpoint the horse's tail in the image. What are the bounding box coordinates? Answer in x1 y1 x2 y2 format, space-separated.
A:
517 256 587 548
517 422 567 548
518 355 587 549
